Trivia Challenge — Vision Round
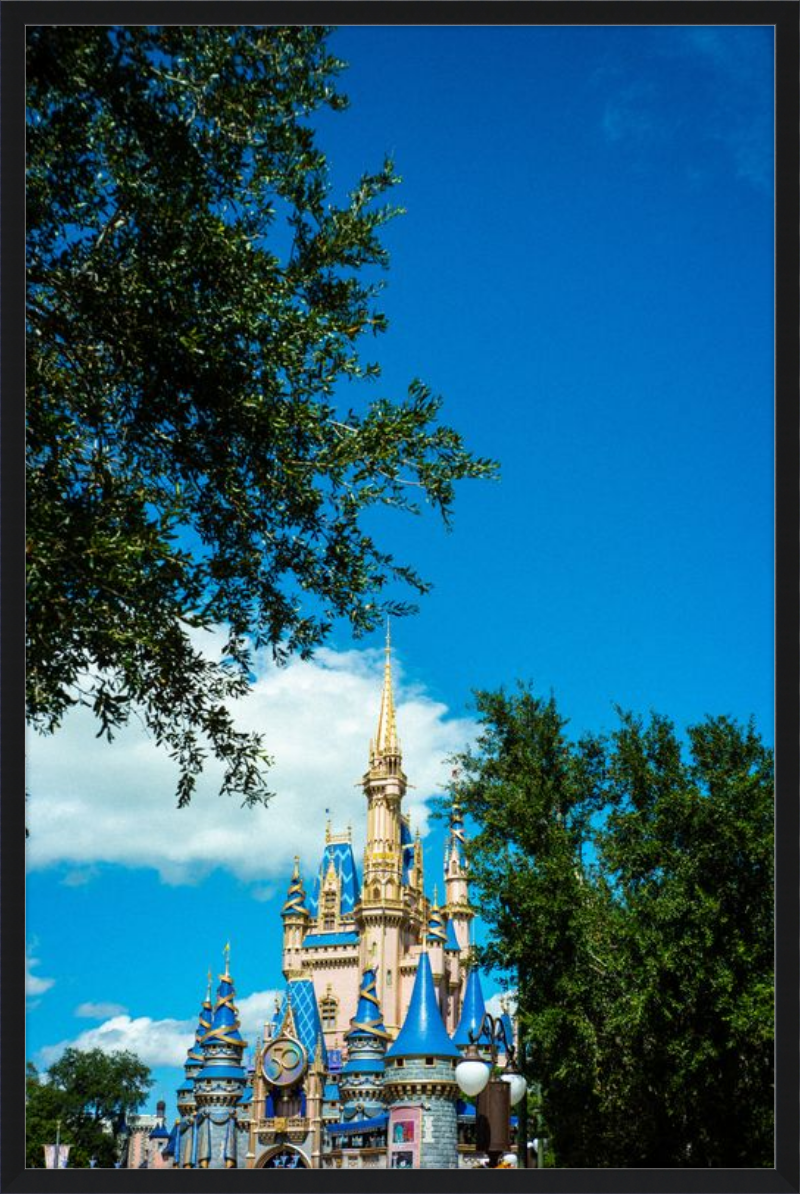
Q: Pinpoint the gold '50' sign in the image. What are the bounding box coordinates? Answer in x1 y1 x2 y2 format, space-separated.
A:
262 1035 307 1087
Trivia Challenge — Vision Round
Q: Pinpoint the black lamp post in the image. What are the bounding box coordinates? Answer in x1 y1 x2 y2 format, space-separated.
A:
455 1013 527 1168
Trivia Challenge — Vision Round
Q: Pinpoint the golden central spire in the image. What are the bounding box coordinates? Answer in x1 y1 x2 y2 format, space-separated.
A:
373 618 399 759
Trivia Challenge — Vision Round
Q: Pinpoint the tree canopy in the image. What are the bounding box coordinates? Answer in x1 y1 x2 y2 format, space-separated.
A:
26 25 495 807
454 686 774 1167
26 1048 153 1168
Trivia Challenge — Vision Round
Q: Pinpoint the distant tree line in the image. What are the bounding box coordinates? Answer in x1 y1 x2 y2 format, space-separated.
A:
26 1048 152 1168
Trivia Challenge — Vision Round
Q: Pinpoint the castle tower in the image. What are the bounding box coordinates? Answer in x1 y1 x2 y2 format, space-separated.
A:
443 913 463 1033
426 888 447 1009
193 946 248 1168
146 1100 171 1169
281 857 309 978
444 797 473 954
383 952 460 1169
339 968 390 1123
358 623 408 1032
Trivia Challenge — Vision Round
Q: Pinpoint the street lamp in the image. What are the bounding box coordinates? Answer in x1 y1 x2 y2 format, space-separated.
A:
455 1013 527 1168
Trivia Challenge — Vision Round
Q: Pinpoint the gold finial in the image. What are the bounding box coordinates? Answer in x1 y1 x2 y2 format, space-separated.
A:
291 855 300 879
373 618 399 758
223 942 231 977
433 883 439 908
325 819 332 843
206 968 213 999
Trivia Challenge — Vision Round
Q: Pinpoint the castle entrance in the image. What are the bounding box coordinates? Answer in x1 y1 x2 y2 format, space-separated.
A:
257 1146 309 1169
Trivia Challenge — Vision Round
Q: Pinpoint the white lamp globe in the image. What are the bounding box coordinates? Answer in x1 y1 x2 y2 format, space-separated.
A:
501 1071 528 1106
455 1058 491 1097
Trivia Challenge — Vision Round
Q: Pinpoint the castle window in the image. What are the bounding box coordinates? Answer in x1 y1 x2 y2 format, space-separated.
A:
323 914 335 931
321 996 338 1032
425 1056 435 1066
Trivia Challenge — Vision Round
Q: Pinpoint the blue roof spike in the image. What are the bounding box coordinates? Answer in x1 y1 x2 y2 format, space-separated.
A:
452 968 492 1048
500 1010 515 1052
346 969 391 1042
427 892 447 945
201 962 246 1049
161 1120 180 1160
282 857 309 918
386 953 459 1060
400 818 414 885
444 915 460 952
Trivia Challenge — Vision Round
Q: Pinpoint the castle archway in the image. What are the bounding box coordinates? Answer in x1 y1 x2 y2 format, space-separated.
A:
256 1145 309 1169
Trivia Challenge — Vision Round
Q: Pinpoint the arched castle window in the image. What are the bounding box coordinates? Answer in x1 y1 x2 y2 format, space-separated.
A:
323 890 336 932
321 995 338 1032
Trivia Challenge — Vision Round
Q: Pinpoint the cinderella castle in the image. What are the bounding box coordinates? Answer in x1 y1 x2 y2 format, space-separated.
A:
131 631 511 1169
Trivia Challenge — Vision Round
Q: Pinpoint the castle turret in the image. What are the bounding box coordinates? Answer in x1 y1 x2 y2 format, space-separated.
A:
192 945 247 1168
358 623 407 1032
444 797 473 955
281 857 309 978
383 952 460 1168
426 888 447 1010
339 968 390 1123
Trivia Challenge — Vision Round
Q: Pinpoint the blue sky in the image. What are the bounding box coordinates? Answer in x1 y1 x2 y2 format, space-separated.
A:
26 24 774 1119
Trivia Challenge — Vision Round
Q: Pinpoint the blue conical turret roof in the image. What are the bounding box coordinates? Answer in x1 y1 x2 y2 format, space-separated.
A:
386 952 459 1059
452 968 491 1048
500 1010 515 1052
200 957 246 1049
346 968 390 1042
282 857 309 918
427 899 447 945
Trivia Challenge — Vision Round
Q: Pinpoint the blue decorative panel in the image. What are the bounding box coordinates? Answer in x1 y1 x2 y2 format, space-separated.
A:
307 841 360 916
272 979 328 1070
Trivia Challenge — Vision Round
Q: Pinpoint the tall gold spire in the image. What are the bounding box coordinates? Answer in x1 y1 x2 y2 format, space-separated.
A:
372 619 399 762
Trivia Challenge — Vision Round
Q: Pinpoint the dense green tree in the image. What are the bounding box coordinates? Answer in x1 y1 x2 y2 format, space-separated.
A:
26 1049 153 1168
454 686 773 1167
26 25 495 808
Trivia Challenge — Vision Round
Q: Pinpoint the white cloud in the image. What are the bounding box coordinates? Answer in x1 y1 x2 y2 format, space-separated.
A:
236 988 284 1039
26 947 55 1001
26 641 476 886
37 1015 196 1071
485 990 517 1019
75 1001 129 1019
37 987 283 1071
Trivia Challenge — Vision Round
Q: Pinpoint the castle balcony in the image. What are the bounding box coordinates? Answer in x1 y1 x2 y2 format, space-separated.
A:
253 1116 309 1144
